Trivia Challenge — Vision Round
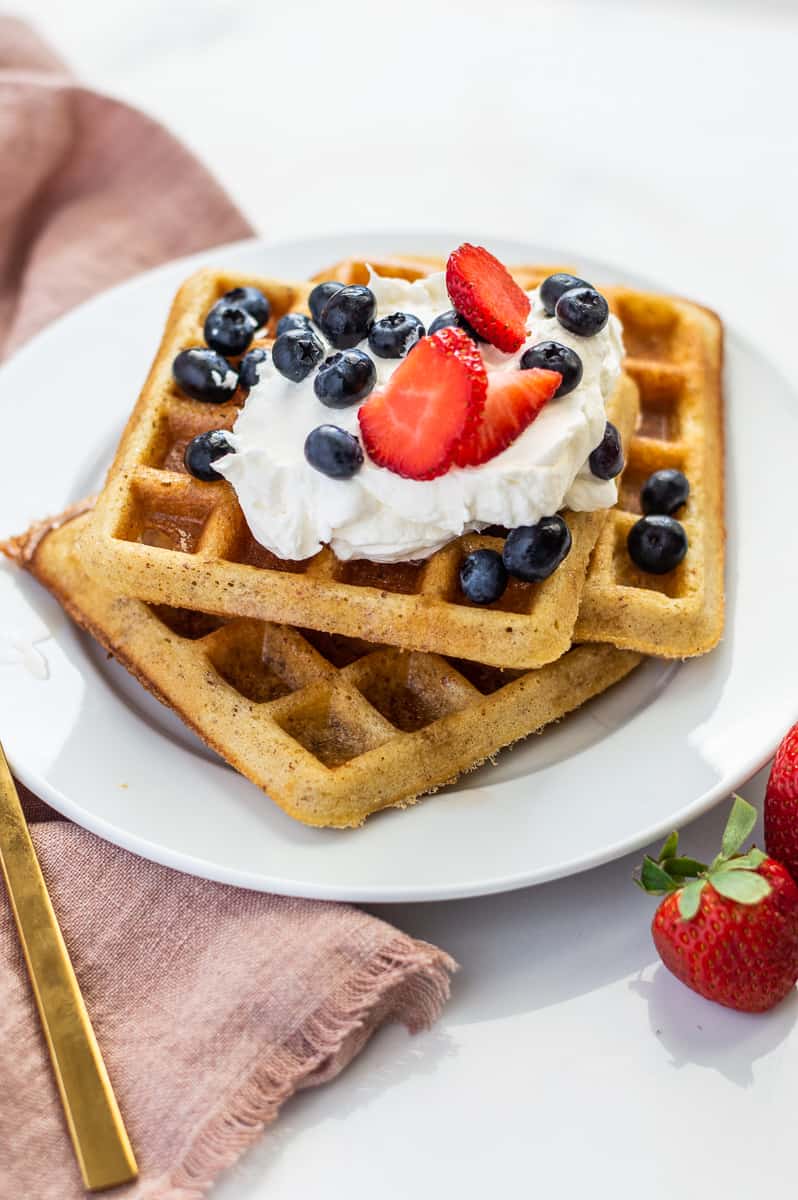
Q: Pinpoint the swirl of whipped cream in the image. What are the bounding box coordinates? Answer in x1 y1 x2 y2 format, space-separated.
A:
216 269 624 563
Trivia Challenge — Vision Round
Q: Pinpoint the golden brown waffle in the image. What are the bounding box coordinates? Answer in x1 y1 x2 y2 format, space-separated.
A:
322 258 726 659
78 264 638 670
4 510 642 829
574 293 724 657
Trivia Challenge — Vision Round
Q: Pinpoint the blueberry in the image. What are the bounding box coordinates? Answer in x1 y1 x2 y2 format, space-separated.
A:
539 273 592 317
314 351 376 407
555 287 610 337
627 514 688 574
304 425 363 479
503 516 572 582
428 309 485 343
184 430 234 481
272 328 325 382
239 347 269 390
276 311 312 336
368 312 425 358
520 341 583 397
220 286 271 327
641 468 690 516
172 348 238 403
203 301 258 356
459 549 508 605
309 281 344 325
589 422 624 480
319 285 377 349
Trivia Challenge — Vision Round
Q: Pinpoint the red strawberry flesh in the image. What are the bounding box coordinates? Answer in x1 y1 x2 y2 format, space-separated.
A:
454 367 561 468
358 328 486 481
446 243 531 353
766 722 798 881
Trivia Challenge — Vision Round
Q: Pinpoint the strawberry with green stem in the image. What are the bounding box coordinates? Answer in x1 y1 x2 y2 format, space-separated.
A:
636 796 798 1013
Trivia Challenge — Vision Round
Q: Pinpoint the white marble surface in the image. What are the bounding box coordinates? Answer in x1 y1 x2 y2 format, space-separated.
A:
10 0 798 1194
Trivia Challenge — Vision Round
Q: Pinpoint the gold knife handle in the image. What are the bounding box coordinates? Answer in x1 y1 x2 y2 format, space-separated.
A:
0 744 137 1191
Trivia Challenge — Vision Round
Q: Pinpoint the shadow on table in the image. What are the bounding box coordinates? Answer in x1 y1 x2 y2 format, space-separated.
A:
629 965 798 1087
369 776 772 1023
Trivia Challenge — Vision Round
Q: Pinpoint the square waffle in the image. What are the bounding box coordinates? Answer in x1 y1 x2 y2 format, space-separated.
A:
4 508 641 828
325 260 725 658
78 265 639 670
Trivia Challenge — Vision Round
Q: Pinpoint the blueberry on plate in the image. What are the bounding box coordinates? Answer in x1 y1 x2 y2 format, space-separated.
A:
276 311 313 336
427 309 485 343
539 273 592 317
555 287 610 337
368 312 425 358
172 348 238 403
238 347 269 390
272 328 325 382
520 341 583 397
220 286 271 327
589 422 624 480
627 514 688 574
184 430 234 481
459 549 508 605
314 350 376 407
319 285 377 349
309 281 344 325
304 425 364 479
503 516 572 582
641 468 690 516
203 301 259 356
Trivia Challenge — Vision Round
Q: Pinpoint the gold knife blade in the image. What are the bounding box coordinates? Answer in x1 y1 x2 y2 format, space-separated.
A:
0 742 137 1192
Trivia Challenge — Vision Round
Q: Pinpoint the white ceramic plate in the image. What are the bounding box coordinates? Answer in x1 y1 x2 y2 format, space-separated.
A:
0 232 795 901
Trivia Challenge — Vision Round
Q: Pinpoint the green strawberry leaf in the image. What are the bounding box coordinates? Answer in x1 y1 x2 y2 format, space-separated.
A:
657 831 679 862
638 856 680 894
710 870 772 905
720 795 758 860
677 878 707 920
721 848 767 872
661 856 708 878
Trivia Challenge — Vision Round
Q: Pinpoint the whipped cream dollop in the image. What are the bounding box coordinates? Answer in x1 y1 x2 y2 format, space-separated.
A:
216 270 625 563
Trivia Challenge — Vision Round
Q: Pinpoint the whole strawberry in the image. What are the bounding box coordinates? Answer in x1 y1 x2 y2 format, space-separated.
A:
765 721 798 880
637 796 798 1013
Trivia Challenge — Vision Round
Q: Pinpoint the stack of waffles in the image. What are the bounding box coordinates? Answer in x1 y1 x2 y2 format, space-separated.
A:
2 258 725 827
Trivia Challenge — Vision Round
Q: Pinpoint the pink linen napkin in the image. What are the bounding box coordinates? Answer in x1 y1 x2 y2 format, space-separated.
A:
0 19 455 1199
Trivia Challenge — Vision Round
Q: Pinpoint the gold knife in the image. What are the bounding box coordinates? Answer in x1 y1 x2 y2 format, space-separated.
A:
0 742 137 1191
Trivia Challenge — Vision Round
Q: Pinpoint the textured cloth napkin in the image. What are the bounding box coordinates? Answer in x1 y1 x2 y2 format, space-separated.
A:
0 19 455 1199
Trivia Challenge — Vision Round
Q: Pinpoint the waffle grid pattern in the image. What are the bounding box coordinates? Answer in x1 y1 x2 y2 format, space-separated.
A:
12 513 641 828
81 266 635 669
82 261 723 667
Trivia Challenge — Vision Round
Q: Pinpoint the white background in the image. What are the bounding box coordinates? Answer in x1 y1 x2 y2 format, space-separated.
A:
10 1 798 1195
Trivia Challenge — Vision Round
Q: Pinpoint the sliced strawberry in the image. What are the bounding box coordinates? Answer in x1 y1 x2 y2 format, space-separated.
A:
454 367 561 468
358 329 486 480
446 243 531 353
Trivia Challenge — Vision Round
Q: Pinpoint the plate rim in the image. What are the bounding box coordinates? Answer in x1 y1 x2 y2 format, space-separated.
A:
1 229 793 901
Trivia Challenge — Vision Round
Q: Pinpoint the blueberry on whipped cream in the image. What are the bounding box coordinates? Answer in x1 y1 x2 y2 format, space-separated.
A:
588 421 624 480
212 249 625 564
272 328 325 382
276 311 313 336
184 430 235 481
368 312 425 358
314 351 376 407
309 281 344 324
304 425 363 479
